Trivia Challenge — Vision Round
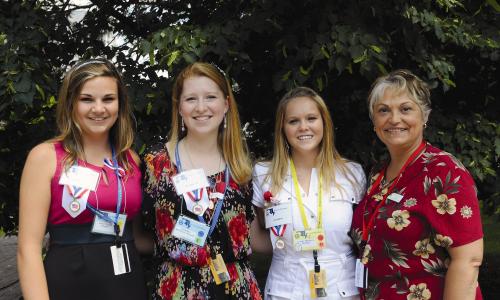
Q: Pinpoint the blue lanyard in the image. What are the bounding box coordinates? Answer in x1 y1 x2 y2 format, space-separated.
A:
175 141 229 236
85 144 123 235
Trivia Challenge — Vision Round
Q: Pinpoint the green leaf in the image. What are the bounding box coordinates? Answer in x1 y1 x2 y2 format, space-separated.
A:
167 50 180 67
486 0 500 12
35 84 45 100
320 46 330 59
146 102 152 115
281 70 292 81
370 45 382 53
299 66 309 76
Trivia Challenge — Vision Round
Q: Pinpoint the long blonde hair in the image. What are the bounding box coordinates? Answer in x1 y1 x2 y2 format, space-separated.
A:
268 87 358 194
53 58 134 170
169 62 252 184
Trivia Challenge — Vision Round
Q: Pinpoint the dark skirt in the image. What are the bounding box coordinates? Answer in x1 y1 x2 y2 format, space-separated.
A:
44 241 147 300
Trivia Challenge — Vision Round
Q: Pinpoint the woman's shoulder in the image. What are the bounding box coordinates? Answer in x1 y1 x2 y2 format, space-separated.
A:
24 142 57 174
422 144 470 174
252 160 272 176
142 138 169 159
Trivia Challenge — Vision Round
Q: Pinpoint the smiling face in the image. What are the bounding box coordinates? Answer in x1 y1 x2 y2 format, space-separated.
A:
283 96 324 157
179 75 228 138
373 89 425 153
74 76 119 139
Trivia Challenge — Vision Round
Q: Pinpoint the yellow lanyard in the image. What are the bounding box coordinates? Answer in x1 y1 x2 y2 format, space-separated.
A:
290 159 323 230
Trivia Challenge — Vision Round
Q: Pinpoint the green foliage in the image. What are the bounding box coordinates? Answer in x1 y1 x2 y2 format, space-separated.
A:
0 0 499 233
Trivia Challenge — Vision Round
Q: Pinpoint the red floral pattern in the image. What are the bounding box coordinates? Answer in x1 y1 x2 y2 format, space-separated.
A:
143 143 261 299
351 144 483 300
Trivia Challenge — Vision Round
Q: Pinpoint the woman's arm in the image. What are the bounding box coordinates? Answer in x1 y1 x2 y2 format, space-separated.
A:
17 143 55 300
443 238 483 300
250 206 273 254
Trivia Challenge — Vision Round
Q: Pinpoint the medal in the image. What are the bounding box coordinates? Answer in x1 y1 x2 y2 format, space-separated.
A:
208 200 215 210
69 199 80 212
193 203 204 215
271 224 287 249
275 238 285 249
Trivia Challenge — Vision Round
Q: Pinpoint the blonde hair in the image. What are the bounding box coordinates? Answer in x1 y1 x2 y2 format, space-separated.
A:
53 58 135 170
169 62 252 184
368 69 431 123
268 87 358 194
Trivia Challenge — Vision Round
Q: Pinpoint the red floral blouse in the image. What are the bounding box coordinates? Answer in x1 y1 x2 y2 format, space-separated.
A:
351 143 483 300
142 142 262 300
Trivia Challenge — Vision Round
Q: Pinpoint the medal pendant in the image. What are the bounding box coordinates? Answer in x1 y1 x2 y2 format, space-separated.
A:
193 204 204 215
275 238 285 249
208 200 215 210
69 199 80 212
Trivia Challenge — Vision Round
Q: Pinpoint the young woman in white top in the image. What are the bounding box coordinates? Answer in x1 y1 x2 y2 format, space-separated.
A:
252 87 366 300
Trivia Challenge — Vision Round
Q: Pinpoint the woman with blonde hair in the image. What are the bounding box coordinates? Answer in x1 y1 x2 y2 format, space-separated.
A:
142 62 262 299
252 86 366 299
17 58 147 300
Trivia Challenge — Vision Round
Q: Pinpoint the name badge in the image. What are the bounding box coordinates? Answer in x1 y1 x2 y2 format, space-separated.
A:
264 202 292 228
91 212 127 236
309 269 328 298
172 169 210 195
110 244 131 275
208 254 230 285
387 193 404 203
292 228 326 251
59 165 100 191
172 215 210 247
355 259 368 289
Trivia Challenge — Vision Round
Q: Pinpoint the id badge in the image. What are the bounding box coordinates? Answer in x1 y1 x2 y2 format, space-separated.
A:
91 212 127 236
172 215 210 247
59 165 100 191
264 202 292 228
309 270 327 298
292 228 326 251
172 169 209 195
110 244 131 275
183 187 210 216
355 259 368 289
387 193 403 203
208 254 230 285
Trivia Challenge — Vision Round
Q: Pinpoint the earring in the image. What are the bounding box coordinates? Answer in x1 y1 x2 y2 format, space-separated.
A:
285 140 290 152
223 114 227 129
373 126 376 131
181 118 185 132
424 123 427 129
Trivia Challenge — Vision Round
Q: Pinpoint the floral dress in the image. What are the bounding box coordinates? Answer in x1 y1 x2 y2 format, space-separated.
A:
142 143 262 300
350 143 483 300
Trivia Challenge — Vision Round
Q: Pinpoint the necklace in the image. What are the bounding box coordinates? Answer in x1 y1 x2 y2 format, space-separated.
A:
182 139 223 173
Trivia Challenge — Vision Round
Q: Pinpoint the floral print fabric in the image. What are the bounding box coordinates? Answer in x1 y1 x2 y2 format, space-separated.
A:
350 144 483 299
142 142 262 300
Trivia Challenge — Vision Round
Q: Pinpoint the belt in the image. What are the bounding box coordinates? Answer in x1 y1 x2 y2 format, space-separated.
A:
48 222 134 245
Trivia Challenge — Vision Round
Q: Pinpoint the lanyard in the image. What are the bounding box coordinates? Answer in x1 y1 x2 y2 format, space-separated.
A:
175 141 229 236
289 159 323 230
361 141 426 241
86 144 123 236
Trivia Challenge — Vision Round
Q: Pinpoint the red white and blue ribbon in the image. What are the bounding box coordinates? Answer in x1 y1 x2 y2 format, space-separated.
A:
186 188 204 203
103 157 126 177
67 185 89 200
270 224 287 237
